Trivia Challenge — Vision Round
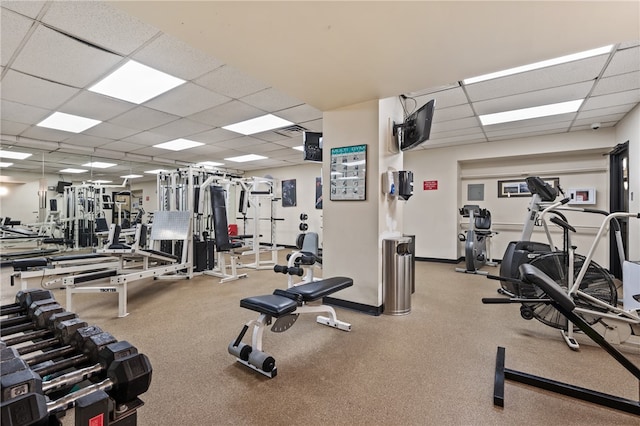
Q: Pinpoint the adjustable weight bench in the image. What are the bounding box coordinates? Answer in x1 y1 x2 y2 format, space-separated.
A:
228 276 353 378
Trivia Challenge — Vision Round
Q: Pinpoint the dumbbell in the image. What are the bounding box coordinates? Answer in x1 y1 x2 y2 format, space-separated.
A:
0 301 64 337
1 311 79 349
273 265 304 276
2 330 138 402
1 347 152 426
0 289 54 317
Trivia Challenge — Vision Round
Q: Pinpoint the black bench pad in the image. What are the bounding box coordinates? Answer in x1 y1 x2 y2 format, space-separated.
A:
284 277 353 302
50 253 107 262
11 257 49 270
240 294 298 317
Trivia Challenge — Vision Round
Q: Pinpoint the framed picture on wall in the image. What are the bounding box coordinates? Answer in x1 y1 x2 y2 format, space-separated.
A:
329 144 367 201
282 179 297 207
497 177 559 198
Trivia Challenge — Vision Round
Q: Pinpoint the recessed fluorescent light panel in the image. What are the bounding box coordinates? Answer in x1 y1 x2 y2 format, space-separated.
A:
60 168 88 174
37 112 101 133
223 114 294 135
89 60 185 104
121 174 143 179
83 162 117 169
0 150 32 160
479 99 583 126
197 161 224 168
89 180 112 184
292 146 304 152
144 169 167 175
0 162 14 167
224 154 267 163
153 138 204 151
464 45 614 85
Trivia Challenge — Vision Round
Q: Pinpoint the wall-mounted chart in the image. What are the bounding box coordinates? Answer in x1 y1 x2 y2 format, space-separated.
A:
330 144 367 201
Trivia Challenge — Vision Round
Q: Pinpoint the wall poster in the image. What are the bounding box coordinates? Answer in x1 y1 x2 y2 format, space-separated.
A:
329 144 367 201
281 179 297 207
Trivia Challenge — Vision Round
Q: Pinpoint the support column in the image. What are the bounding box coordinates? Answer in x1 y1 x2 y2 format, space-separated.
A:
322 97 405 314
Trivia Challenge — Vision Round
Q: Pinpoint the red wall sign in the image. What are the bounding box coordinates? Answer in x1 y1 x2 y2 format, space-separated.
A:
423 180 438 190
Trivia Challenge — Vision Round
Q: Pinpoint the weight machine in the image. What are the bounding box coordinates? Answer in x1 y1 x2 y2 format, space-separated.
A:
236 177 284 270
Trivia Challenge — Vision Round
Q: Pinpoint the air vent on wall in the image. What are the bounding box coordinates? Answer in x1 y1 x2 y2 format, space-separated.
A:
273 124 308 137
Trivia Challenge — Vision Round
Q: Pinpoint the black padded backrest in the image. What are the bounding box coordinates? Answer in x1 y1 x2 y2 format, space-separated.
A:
95 217 109 232
475 210 492 230
210 186 231 251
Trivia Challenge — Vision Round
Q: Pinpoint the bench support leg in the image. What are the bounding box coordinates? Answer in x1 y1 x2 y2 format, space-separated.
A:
297 304 351 331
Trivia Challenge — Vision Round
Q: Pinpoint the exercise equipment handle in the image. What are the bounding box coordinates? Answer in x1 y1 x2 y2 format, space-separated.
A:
482 298 514 304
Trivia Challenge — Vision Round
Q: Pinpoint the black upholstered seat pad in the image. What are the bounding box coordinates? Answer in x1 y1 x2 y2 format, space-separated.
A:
50 253 107 262
285 277 353 302
240 294 298 317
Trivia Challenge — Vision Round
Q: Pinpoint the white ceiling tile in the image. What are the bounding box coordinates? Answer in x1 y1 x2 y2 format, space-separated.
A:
194 65 269 98
581 90 640 111
149 118 213 139
121 131 174 147
0 119 30 135
412 86 468 109
425 133 487 145
240 88 304 112
465 55 609 102
132 33 225 80
276 104 323 123
188 128 241 144
188 100 265 127
620 40 640 49
472 81 594 115
603 46 640 77
0 99 49 124
108 106 180 131
299 118 323 132
11 25 123 88
60 91 135 121
1 1 46 19
63 134 116 148
1 70 79 109
84 122 141 140
270 136 304 149
575 103 637 120
212 136 265 150
1 8 34 67
430 117 479 133
20 124 72 142
145 83 231 117
572 113 626 128
592 71 640 96
98 140 146 153
42 2 158 56
431 103 474 122
429 126 485 140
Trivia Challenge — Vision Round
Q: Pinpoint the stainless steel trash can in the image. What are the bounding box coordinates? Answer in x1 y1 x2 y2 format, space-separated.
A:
403 234 415 294
382 236 413 315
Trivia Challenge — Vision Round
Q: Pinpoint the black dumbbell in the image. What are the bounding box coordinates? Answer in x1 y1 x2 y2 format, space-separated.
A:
1 347 152 425
0 301 63 337
0 290 54 317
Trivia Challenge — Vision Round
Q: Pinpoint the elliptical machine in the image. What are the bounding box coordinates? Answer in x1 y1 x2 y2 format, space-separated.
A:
456 205 497 274
499 177 560 283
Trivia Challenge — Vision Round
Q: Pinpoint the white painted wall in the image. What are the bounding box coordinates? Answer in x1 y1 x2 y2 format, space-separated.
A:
615 103 640 260
403 129 618 266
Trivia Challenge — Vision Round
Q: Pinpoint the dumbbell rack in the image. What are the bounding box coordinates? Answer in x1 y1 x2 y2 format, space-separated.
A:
1 289 153 426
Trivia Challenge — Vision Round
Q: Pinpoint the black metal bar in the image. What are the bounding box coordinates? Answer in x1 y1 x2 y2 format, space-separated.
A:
494 347 505 407
2 329 51 346
504 368 640 416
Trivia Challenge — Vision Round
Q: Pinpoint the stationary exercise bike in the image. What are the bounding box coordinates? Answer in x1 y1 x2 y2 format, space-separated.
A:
456 205 497 274
487 198 640 350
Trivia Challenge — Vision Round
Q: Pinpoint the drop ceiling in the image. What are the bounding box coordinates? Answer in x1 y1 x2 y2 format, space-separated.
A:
1 1 639 183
